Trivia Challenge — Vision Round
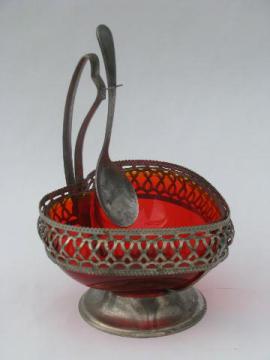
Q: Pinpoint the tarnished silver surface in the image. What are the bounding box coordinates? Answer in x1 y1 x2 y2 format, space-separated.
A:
63 53 106 187
95 25 139 227
79 287 206 337
38 160 234 277
38 24 234 337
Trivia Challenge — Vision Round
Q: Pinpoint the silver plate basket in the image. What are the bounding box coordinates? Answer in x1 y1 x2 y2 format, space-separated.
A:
37 25 234 338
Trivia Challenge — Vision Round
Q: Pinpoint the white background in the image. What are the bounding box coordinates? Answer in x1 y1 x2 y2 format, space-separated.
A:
1 1 270 359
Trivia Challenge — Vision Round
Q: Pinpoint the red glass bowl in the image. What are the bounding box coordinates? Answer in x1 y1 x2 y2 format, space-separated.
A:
38 160 234 297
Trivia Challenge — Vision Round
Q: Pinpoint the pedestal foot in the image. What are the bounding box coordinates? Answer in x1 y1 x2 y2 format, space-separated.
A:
79 287 206 338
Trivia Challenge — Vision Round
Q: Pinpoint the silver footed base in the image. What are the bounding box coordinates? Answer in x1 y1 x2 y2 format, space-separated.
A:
78 287 206 338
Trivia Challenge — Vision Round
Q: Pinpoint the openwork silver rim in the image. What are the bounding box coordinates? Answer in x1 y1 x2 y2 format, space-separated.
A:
38 160 234 277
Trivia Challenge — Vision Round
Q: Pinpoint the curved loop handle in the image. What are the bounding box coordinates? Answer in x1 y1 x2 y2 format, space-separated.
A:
63 53 106 186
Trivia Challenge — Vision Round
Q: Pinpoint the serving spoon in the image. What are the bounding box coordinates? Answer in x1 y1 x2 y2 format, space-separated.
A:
95 24 138 227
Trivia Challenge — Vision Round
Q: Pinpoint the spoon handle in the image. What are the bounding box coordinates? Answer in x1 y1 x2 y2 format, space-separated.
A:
96 24 116 87
96 25 117 154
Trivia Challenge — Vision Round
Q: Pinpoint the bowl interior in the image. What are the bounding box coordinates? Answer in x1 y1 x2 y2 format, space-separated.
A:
46 163 225 230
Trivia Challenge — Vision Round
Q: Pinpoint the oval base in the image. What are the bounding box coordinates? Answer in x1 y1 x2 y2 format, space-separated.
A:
78 287 206 338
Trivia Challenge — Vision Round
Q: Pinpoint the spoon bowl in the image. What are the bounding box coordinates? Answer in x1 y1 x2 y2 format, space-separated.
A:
95 159 139 226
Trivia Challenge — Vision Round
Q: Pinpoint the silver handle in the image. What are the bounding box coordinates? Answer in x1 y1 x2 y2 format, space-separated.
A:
63 53 106 186
96 24 117 156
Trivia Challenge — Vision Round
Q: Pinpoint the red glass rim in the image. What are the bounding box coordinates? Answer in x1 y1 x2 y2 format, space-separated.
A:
39 159 231 233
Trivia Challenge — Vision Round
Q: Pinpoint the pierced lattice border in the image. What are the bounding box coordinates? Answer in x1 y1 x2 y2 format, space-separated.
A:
38 160 234 276
38 217 233 276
